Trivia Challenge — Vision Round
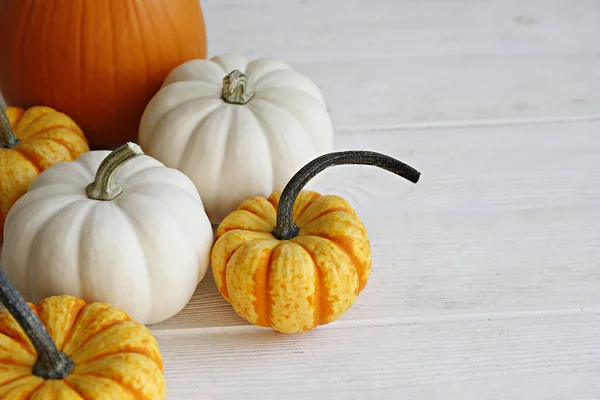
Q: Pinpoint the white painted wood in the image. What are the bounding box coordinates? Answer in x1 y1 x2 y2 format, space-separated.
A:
2 0 600 129
1 0 599 399
200 0 600 130
155 310 600 400
151 120 600 398
152 120 600 331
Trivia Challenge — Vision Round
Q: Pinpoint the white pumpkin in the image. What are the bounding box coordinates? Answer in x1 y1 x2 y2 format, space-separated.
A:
139 53 334 224
0 143 213 325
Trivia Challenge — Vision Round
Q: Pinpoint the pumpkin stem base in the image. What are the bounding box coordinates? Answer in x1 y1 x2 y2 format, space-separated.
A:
0 136 19 149
0 108 20 149
272 224 299 241
0 270 76 381
33 351 75 380
222 70 255 105
86 142 144 201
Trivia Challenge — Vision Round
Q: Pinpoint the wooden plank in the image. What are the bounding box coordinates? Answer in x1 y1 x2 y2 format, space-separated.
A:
200 0 600 129
151 119 600 331
154 310 600 399
2 0 599 129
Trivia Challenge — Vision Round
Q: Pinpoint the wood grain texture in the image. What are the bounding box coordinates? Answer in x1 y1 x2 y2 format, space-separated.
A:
151 120 600 398
199 0 600 130
152 120 600 332
154 310 600 399
2 0 600 130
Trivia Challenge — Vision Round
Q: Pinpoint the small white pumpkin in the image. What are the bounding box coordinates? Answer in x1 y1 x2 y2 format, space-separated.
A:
139 53 334 224
1 143 213 325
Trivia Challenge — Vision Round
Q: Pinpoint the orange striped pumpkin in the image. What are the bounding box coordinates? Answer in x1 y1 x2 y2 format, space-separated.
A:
0 106 89 241
0 269 165 399
211 151 421 333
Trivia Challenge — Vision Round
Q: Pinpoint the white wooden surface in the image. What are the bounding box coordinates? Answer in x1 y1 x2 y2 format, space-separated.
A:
2 0 600 399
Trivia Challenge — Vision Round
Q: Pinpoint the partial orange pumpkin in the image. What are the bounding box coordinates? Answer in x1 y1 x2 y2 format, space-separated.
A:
0 106 90 241
0 0 207 149
211 151 421 334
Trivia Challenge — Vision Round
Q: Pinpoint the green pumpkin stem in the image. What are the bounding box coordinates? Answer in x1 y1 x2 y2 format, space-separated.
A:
0 108 20 149
0 270 74 379
272 151 421 240
86 142 144 201
222 70 255 105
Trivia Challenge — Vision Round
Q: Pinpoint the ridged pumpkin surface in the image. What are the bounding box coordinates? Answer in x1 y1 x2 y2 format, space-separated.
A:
0 106 89 241
212 190 372 333
0 0 207 148
0 296 165 399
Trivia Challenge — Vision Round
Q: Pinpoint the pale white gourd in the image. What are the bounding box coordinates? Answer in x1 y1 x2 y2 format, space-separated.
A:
0 143 213 325
139 53 334 224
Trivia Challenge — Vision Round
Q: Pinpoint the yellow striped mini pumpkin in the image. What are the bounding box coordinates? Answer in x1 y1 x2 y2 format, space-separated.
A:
211 151 421 333
0 271 165 399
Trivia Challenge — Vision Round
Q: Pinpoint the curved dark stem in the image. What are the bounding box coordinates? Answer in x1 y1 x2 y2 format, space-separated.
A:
272 151 421 240
0 271 74 379
0 108 20 149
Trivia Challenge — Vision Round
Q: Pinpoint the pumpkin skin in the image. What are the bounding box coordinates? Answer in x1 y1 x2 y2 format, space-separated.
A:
211 150 421 334
212 190 371 334
139 53 334 224
0 106 90 241
0 295 165 399
0 0 207 149
1 143 213 325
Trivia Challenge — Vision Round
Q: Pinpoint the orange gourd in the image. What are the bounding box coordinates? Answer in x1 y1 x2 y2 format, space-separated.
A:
0 270 166 399
0 0 207 149
211 151 421 333
0 106 89 241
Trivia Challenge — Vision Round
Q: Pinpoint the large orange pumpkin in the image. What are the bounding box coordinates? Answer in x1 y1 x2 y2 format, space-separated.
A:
0 0 207 149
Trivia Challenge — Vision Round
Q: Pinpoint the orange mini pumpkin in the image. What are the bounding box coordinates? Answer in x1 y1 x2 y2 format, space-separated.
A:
0 0 207 149
0 270 166 399
0 106 89 240
211 151 421 333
